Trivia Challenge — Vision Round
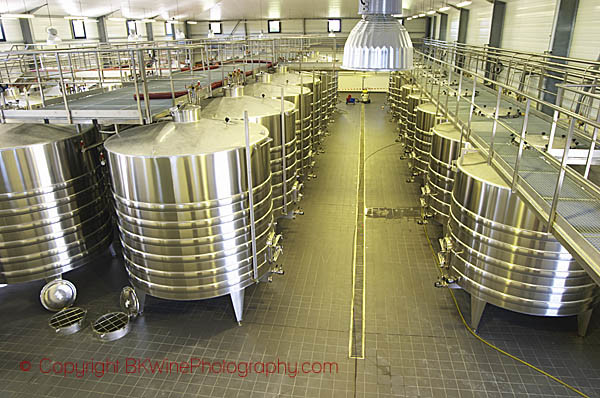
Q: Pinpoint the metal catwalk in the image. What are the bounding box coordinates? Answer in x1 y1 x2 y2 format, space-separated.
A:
410 52 600 291
0 94 598 397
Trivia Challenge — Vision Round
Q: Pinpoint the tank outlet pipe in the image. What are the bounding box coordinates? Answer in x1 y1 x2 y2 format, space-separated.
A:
243 111 259 282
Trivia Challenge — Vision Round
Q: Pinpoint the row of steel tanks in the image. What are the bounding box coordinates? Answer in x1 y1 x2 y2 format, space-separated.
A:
264 66 338 154
391 72 599 336
108 71 338 323
0 68 338 325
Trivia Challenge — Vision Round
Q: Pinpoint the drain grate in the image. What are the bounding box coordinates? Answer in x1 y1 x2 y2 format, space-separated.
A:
49 307 87 335
366 207 421 219
92 312 130 341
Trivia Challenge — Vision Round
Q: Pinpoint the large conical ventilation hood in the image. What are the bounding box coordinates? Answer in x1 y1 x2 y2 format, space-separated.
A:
342 0 413 71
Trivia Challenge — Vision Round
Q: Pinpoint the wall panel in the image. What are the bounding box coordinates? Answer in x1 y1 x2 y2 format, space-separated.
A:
501 0 555 53
570 0 600 60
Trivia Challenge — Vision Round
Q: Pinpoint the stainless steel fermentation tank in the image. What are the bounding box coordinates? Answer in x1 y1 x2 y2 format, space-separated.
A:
324 71 338 119
0 123 112 306
317 71 337 124
423 122 466 226
388 72 406 119
242 82 313 181
203 86 299 217
440 151 599 336
398 84 420 145
403 92 424 155
105 106 281 323
263 70 323 151
412 103 442 180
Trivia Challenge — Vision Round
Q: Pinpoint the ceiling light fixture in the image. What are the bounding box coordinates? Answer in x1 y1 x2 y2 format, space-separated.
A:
418 13 426 17
426 10 436 15
108 17 126 21
456 1 472 7
342 0 413 71
140 18 155 23
1 13 34 18
187 20 197 24
439 6 450 11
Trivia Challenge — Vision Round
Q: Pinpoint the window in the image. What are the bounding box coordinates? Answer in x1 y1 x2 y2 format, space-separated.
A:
0 22 5 42
328 19 341 33
127 20 137 35
268 20 280 33
165 22 173 36
71 20 86 39
209 22 222 34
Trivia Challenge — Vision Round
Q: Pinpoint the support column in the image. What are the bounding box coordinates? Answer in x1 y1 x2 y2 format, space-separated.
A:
457 8 469 43
485 1 506 83
425 16 434 39
439 13 448 41
542 0 579 113
19 19 33 44
146 22 154 42
97 16 108 43
183 21 191 39
456 9 469 68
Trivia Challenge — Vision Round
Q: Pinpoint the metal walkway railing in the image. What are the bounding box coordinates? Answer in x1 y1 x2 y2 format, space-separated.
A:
0 36 339 124
409 41 600 286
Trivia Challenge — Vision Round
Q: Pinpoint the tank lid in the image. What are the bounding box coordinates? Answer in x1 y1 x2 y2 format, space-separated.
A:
270 71 321 86
417 102 441 115
202 95 295 120
457 151 509 189
224 85 245 97
104 118 269 157
170 103 202 123
243 82 309 99
401 84 419 91
0 123 92 150
433 122 462 141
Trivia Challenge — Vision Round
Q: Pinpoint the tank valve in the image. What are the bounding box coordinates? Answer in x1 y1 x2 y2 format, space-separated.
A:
439 237 452 252
292 181 304 203
270 265 285 275
434 275 460 289
267 232 283 263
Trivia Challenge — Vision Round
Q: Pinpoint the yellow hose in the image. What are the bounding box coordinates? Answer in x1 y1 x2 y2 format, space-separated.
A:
423 224 590 398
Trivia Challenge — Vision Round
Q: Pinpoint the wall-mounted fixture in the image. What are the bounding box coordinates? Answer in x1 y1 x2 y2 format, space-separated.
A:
342 0 413 71
1 13 34 19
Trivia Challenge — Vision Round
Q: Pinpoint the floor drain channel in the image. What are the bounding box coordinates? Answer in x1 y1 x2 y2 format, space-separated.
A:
366 207 421 219
350 104 366 359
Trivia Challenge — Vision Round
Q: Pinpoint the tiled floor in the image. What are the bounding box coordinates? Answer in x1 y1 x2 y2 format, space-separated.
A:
0 93 598 397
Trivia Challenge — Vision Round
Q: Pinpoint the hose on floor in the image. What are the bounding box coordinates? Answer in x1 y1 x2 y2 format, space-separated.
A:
422 225 590 398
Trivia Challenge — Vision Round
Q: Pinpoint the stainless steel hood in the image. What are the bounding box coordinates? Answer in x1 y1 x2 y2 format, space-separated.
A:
342 0 413 71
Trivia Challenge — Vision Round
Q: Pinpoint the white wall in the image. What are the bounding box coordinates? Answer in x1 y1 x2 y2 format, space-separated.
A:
447 9 460 42
569 0 600 60
465 2 493 46
501 0 555 53
404 18 427 41
338 72 389 92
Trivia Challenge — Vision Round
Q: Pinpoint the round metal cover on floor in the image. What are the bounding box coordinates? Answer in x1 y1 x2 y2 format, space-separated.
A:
40 279 77 312
120 287 140 318
48 307 87 335
92 312 130 341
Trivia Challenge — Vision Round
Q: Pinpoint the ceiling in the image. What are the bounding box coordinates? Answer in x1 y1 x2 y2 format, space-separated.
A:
4 0 488 21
